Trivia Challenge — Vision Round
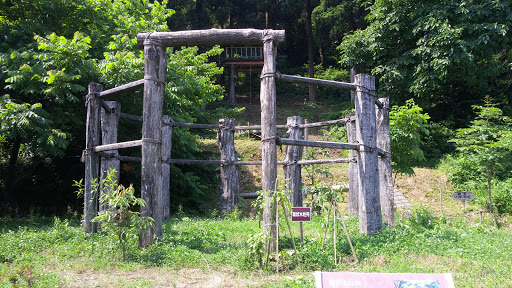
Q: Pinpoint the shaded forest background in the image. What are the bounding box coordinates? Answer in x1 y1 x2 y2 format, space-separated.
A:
1 0 511 216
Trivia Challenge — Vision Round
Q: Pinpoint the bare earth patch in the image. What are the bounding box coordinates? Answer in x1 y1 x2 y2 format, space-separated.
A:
58 267 283 288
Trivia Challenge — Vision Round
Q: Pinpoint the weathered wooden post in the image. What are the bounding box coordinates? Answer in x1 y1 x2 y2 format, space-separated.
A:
162 116 173 220
99 101 121 212
84 83 102 233
354 74 382 234
261 30 278 253
345 113 359 217
284 116 304 207
376 98 395 226
217 118 239 216
229 64 236 105
139 38 166 247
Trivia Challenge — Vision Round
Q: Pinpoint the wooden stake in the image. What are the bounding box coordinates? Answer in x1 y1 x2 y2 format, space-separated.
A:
376 98 395 226
84 83 103 233
261 30 278 254
162 115 173 221
284 116 304 207
334 202 337 265
346 114 358 217
340 215 357 262
280 200 299 264
139 39 166 247
217 119 239 217
99 101 121 213
354 74 382 234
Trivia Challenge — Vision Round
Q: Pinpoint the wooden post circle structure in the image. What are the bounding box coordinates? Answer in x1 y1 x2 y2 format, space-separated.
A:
84 28 393 249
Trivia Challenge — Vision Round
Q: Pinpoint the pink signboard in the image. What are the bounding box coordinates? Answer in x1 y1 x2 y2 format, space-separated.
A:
314 272 455 288
291 207 311 222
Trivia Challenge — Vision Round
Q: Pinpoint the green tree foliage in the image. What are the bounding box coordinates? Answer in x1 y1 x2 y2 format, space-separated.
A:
0 0 231 213
389 99 430 176
448 98 512 213
339 0 512 125
312 0 369 66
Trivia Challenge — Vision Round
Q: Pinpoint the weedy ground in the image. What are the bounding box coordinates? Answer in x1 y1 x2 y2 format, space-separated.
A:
2 95 512 287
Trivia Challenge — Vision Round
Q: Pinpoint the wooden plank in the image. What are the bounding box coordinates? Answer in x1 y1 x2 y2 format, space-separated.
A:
217 119 239 217
284 116 304 207
161 115 172 221
299 118 351 128
276 73 356 90
297 158 351 165
99 101 121 213
137 29 286 48
376 98 395 226
167 122 218 130
261 30 278 253
84 83 102 233
98 79 144 98
355 74 382 235
234 124 287 130
279 138 359 150
346 113 359 217
169 159 224 165
139 40 166 247
229 65 236 105
93 140 143 153
120 112 143 122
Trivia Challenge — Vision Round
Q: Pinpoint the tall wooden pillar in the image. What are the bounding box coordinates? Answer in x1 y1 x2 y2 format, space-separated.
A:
260 30 278 253
100 101 121 213
376 98 395 226
162 116 173 221
229 64 236 105
217 118 239 216
84 83 103 233
284 116 304 207
140 39 166 247
346 113 358 216
354 74 382 234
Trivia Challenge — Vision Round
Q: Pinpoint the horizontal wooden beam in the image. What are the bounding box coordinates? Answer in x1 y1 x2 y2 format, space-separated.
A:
239 192 260 199
98 79 144 98
276 73 356 91
280 138 359 150
120 112 143 122
165 121 219 130
93 140 143 153
297 158 352 165
137 29 286 48
300 118 351 128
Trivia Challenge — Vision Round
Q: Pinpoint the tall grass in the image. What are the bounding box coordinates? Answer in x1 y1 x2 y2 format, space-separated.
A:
1 208 511 287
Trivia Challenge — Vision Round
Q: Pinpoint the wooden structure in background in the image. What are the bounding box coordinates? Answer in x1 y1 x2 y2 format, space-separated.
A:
83 28 393 249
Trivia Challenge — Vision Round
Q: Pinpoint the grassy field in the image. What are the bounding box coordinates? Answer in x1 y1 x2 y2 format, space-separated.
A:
1 195 511 287
2 95 511 287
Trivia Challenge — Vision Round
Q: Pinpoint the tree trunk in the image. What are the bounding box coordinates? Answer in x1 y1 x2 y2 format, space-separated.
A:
304 0 317 102
5 138 21 201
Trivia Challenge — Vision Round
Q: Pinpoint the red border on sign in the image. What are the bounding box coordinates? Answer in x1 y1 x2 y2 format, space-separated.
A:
291 207 311 222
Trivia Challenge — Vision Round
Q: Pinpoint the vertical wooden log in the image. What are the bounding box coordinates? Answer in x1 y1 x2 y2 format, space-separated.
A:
100 101 121 213
354 74 382 235
84 82 102 233
284 116 304 207
260 30 278 253
217 118 239 217
229 64 236 105
345 113 358 217
376 98 395 226
162 116 173 221
139 39 166 247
